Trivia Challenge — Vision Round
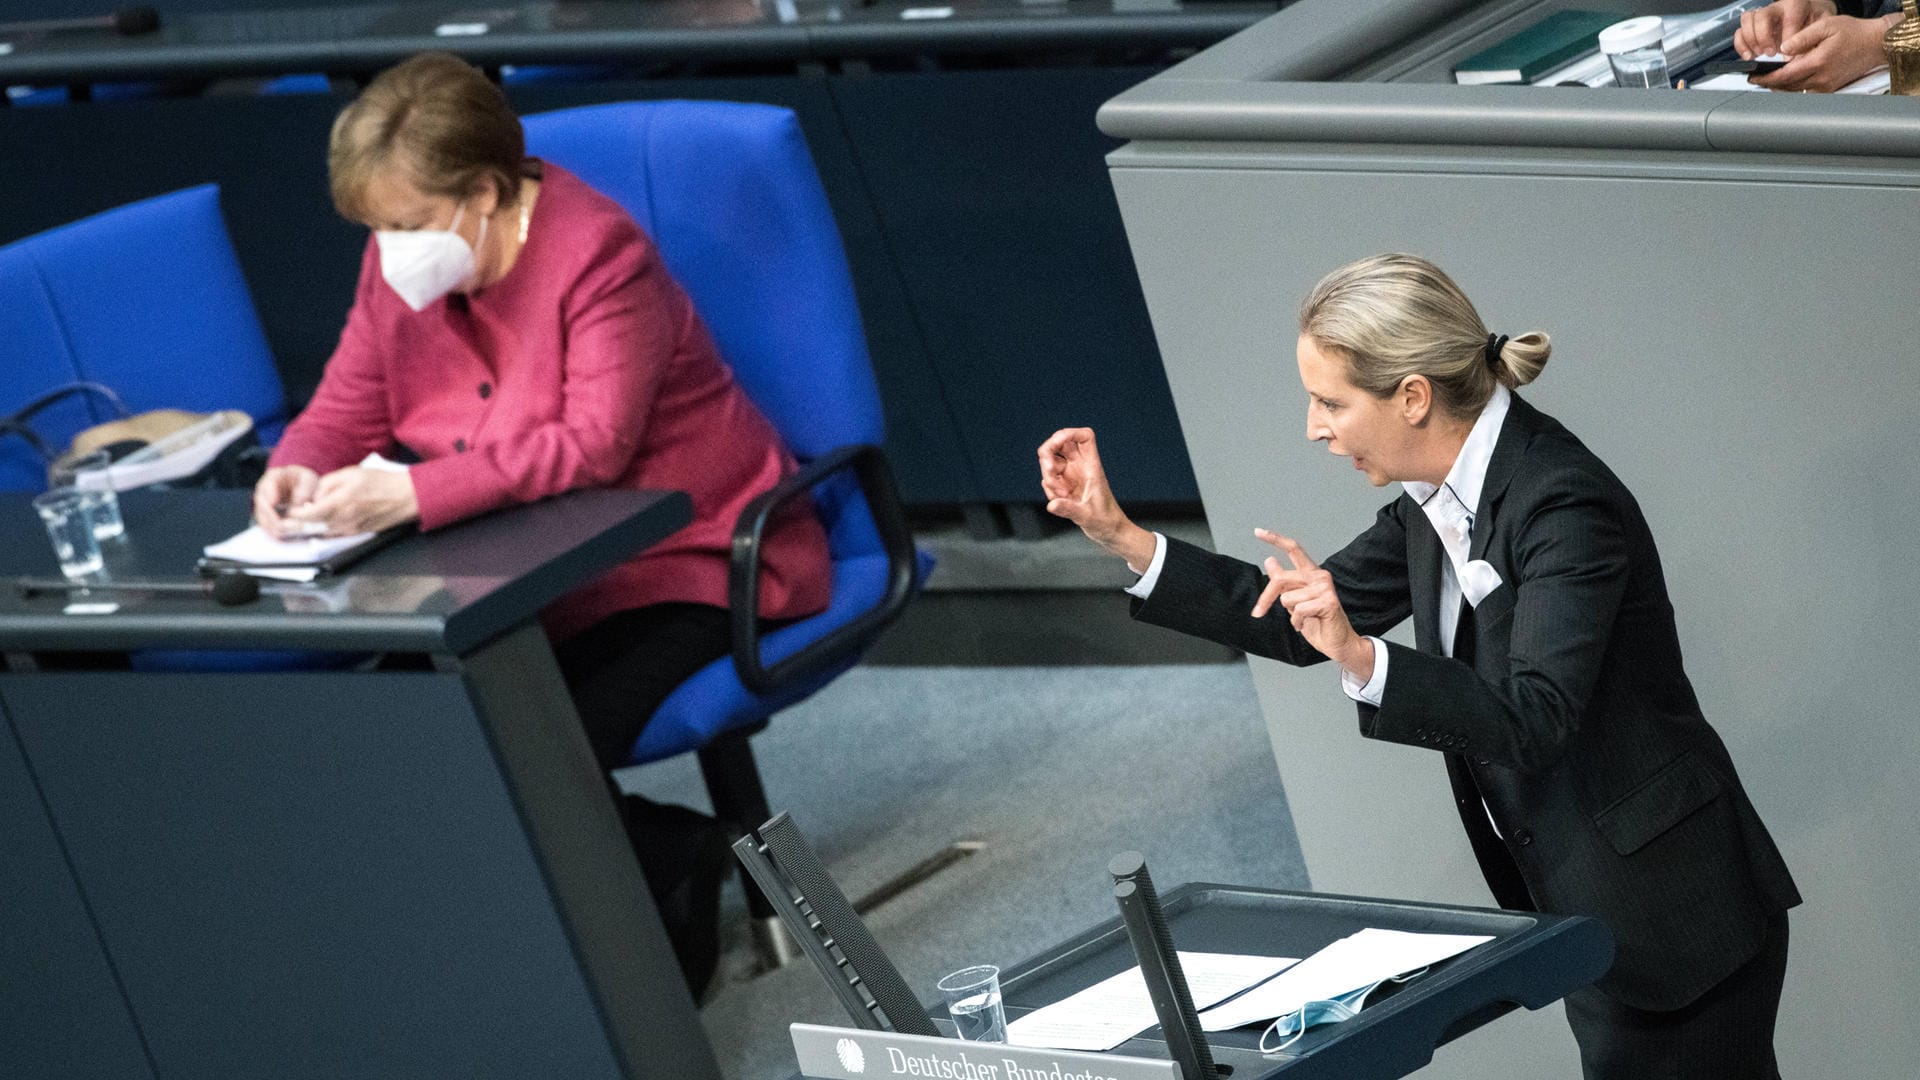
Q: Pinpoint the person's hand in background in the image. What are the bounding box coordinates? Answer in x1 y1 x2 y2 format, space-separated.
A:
1751 12 1899 91
1736 0 1839 58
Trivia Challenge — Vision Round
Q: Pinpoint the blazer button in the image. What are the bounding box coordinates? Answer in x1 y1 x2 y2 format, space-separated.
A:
478 381 492 400
1514 829 1534 847
454 439 468 453
1414 728 1429 742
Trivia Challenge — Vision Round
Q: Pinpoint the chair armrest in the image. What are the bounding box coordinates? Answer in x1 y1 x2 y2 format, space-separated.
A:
728 443 917 696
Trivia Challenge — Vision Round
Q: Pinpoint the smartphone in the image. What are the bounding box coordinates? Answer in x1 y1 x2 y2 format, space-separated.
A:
1703 59 1788 76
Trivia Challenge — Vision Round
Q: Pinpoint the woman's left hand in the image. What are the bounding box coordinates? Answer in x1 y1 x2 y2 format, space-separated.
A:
284 466 419 536
1252 528 1375 682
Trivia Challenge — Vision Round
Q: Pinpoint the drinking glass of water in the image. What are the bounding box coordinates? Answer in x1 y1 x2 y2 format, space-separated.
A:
32 487 106 583
51 449 124 541
937 964 1007 1043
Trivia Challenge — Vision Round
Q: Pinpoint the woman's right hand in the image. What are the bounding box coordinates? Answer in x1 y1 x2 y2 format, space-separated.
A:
1037 427 1156 572
253 465 320 537
1736 0 1839 58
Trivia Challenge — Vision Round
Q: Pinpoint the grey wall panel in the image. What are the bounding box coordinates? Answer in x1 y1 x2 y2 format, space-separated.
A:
1112 153 1920 1078
0 700 156 1080
8 671 624 1080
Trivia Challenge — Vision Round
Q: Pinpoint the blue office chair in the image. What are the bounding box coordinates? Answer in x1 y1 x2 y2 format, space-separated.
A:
524 101 931 958
0 184 288 492
0 185 332 672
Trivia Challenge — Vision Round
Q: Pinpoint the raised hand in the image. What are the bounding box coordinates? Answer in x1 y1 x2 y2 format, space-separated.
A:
1037 427 1155 570
1252 528 1374 680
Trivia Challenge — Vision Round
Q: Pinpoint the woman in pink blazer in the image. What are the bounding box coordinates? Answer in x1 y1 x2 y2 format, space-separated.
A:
254 52 832 996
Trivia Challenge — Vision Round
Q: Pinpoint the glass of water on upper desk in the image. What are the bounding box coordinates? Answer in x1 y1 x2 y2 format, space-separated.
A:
50 449 125 542
938 964 1007 1042
32 487 106 583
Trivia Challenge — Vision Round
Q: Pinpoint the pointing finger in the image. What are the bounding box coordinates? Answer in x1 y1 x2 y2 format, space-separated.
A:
1270 533 1319 572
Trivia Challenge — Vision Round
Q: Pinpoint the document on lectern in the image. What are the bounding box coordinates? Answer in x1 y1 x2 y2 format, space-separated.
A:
1197 929 1493 1032
1007 951 1297 1052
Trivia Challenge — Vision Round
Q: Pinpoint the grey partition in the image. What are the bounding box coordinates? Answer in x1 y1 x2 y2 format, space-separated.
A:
1100 4 1920 1078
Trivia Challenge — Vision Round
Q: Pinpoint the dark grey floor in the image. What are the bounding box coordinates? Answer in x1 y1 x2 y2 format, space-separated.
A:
621 661 1306 1080
615 518 1306 1080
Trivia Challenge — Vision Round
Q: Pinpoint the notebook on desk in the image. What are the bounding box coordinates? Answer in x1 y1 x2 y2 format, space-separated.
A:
1452 10 1625 85
200 523 410 582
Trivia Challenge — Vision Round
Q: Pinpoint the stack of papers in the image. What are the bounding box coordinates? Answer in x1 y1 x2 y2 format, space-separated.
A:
202 526 378 583
1003 928 1495 1053
1007 952 1298 1052
1197 929 1493 1032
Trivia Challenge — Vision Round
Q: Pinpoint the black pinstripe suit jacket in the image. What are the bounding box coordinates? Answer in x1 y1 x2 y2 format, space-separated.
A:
1133 393 1800 1012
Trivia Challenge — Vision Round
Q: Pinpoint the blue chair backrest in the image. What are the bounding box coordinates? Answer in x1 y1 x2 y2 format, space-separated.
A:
0 185 288 491
523 102 886 563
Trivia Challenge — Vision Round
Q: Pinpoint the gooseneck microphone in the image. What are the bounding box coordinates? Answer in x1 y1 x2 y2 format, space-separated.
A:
16 569 262 607
0 6 162 38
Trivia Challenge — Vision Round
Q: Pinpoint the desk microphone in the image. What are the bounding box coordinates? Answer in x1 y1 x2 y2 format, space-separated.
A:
0 6 162 38
16 570 262 607
1110 852 1217 1080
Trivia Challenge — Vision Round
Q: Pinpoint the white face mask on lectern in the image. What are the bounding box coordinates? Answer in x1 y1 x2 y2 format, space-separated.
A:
374 202 487 312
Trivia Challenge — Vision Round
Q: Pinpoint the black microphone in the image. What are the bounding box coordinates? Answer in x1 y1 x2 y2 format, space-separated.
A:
16 569 262 607
0 6 162 38
1110 852 1217 1080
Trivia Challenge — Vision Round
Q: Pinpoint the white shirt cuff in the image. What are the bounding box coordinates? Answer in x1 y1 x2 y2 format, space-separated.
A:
1123 532 1169 599
1340 636 1389 706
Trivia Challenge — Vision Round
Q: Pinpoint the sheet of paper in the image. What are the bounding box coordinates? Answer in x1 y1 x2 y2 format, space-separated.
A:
1006 952 1297 1052
1839 66 1891 94
1197 929 1493 1032
203 525 375 582
1690 61 1888 95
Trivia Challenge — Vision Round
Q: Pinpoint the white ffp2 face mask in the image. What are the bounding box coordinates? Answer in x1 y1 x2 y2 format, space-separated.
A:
374 203 487 312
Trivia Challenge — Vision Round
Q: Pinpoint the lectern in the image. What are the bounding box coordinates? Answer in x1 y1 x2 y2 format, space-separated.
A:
0 488 713 1080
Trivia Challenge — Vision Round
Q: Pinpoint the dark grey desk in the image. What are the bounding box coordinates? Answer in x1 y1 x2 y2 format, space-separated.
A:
798 884 1610 1080
0 488 714 1080
993 885 1609 1079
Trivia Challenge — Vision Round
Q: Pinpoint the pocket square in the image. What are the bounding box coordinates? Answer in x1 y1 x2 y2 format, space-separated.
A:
1461 560 1503 607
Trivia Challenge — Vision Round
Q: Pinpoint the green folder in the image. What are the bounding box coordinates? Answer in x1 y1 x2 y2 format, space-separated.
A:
1453 9 1627 85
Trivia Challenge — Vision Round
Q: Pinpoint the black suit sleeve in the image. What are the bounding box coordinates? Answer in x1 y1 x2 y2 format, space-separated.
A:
1360 481 1630 775
1132 498 1414 664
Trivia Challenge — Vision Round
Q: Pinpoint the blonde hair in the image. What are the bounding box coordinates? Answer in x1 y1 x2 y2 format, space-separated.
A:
327 52 524 223
1299 254 1549 421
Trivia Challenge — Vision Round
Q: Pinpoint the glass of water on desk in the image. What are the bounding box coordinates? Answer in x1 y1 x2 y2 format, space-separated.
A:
938 964 1007 1042
51 449 124 541
32 487 106 583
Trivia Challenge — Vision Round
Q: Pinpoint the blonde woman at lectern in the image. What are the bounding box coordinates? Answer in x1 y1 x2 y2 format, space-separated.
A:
1037 254 1800 1079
